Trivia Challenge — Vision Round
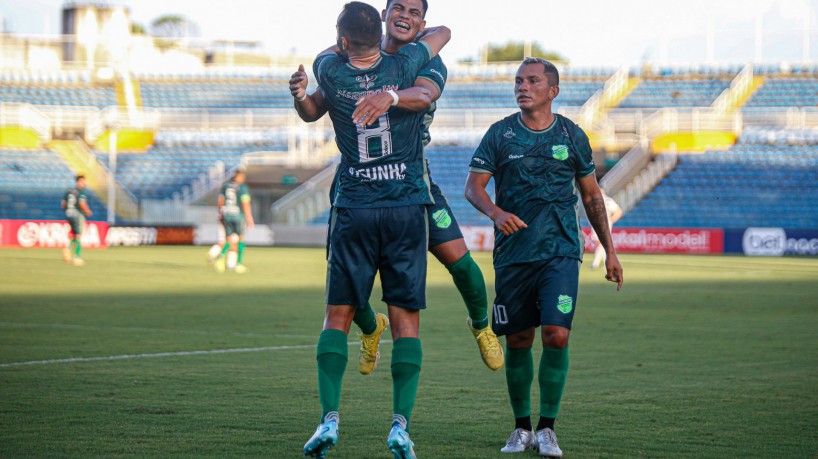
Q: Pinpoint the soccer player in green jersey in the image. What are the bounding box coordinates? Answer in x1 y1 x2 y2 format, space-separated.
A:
290 0 503 374
61 175 92 266
465 58 624 457
293 3 450 458
214 170 254 274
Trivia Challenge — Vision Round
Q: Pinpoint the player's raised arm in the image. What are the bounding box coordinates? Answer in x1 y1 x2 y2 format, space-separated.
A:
465 171 527 236
352 74 438 127
290 64 328 122
417 25 450 58
577 174 623 290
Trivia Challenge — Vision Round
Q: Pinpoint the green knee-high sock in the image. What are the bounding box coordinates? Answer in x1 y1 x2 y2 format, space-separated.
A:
73 238 82 257
506 347 534 418
353 302 377 335
237 241 245 264
391 338 422 432
446 252 489 329
316 329 348 422
220 243 230 256
539 346 569 419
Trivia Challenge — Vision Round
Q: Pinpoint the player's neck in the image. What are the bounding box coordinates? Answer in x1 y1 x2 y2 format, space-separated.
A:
381 36 409 54
348 48 382 69
520 109 556 131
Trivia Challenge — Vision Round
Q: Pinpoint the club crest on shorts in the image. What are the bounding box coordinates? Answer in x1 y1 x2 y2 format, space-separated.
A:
432 209 452 229
557 295 573 314
552 145 569 161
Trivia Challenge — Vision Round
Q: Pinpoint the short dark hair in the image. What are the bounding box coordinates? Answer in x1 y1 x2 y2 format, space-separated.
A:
75 174 85 182
522 57 559 86
385 0 428 18
338 2 383 52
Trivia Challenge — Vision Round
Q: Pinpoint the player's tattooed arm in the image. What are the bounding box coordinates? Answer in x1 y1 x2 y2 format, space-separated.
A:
578 174 623 290
465 171 528 236
290 64 328 122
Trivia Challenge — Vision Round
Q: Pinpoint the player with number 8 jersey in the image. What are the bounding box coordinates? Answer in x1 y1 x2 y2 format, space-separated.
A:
314 43 434 208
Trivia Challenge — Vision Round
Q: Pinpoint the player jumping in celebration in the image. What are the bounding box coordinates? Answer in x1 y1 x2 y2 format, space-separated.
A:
292 3 450 457
465 58 624 457
214 170 254 274
289 0 503 374
61 174 92 266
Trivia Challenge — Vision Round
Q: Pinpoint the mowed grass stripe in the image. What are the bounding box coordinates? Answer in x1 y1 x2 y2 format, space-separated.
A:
0 247 816 458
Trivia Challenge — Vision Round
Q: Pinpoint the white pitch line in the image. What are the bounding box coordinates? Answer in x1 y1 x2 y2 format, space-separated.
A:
0 340 393 369
0 322 310 339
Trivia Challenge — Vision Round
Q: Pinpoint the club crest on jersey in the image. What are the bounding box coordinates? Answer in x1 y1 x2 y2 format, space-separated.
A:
357 74 377 90
504 127 516 139
552 145 569 160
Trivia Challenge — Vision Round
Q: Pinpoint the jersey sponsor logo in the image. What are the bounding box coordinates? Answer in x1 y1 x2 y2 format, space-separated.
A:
552 145 569 161
356 74 377 90
348 162 407 181
508 154 524 159
428 68 445 81
472 157 486 165
556 295 573 314
503 127 516 139
337 84 400 101
432 209 452 229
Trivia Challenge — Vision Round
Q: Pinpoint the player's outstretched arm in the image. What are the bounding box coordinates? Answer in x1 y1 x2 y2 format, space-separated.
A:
417 26 451 58
241 201 255 230
290 64 328 122
465 171 527 236
578 174 623 290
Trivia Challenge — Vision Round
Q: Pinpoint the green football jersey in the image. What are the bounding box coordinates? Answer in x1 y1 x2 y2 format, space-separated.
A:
469 113 596 267
220 181 250 217
314 42 434 208
63 187 87 217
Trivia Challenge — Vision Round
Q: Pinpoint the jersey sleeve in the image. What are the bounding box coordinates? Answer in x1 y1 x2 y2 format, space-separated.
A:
77 190 87 202
572 125 595 178
239 185 251 203
469 125 499 175
395 41 432 82
313 53 337 97
417 55 447 94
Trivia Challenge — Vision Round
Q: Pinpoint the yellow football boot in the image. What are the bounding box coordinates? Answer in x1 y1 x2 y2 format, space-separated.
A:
358 313 389 375
468 318 504 371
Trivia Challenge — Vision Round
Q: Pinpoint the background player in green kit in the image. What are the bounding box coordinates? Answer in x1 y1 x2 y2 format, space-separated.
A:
289 0 503 375
214 170 254 274
465 58 624 457
292 3 450 458
61 175 92 266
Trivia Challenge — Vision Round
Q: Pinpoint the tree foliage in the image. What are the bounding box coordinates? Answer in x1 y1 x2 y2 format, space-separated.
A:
150 15 199 38
483 41 567 63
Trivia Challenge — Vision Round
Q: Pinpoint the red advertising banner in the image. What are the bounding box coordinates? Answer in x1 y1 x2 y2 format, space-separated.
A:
463 226 724 254
583 227 724 254
0 219 109 248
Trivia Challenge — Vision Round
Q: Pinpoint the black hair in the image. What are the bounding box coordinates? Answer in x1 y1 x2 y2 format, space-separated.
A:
75 174 85 182
385 0 428 18
522 57 559 86
338 2 383 52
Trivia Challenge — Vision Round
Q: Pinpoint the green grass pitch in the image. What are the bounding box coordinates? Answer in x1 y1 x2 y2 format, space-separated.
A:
1 247 816 458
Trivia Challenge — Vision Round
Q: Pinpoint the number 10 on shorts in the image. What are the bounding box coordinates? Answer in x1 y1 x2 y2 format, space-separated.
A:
493 304 508 325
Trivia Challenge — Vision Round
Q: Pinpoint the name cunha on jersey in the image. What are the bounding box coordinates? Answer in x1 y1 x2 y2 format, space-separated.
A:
348 163 407 181
337 84 400 101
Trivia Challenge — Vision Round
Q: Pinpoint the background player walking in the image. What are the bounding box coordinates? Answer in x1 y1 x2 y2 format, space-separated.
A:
61 175 92 266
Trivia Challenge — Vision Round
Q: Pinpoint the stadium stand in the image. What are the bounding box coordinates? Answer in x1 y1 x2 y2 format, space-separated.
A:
0 148 107 220
743 77 818 110
618 77 734 109
0 83 115 107
619 145 818 229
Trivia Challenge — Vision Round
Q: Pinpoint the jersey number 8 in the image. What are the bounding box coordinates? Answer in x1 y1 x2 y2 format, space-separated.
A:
357 114 393 163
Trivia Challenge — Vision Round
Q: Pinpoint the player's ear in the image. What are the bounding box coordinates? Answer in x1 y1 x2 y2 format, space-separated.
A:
418 20 426 35
550 85 560 100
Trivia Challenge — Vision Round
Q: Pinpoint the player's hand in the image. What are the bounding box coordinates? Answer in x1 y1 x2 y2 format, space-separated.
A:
246 220 255 231
492 210 527 236
86 211 93 217
289 64 308 101
352 92 393 127
605 253 624 291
